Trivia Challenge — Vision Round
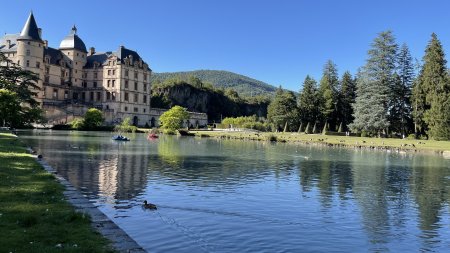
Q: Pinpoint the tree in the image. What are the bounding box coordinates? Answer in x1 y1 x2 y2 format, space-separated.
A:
159 105 189 131
83 108 104 129
338 71 356 131
0 89 21 127
318 60 339 130
0 52 44 127
298 76 320 126
391 43 414 136
267 88 299 132
350 31 398 135
415 33 450 140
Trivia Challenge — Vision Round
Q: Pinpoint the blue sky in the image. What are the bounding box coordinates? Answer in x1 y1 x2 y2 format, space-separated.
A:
1 0 449 91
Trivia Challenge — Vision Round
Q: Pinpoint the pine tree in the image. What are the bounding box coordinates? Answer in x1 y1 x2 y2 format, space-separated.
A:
390 43 414 136
267 89 299 132
338 71 356 131
415 33 450 140
298 75 320 126
350 31 398 135
318 60 339 130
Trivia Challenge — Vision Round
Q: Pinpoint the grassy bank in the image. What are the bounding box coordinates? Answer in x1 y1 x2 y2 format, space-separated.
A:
189 130 450 154
0 133 115 253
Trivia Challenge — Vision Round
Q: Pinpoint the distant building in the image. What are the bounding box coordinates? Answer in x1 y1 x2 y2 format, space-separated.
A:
0 12 207 127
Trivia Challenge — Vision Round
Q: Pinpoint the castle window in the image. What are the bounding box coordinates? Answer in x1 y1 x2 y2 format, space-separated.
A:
36 61 40 68
124 92 129 101
26 60 30 67
125 80 129 89
143 83 147 92
124 106 128 112
77 53 79 56
81 92 86 101
90 92 94 101
108 70 111 75
107 80 110 87
112 92 116 101
134 82 138 91
143 95 147 104
93 81 97 88
112 80 115 87
134 93 138 102
61 78 64 85
44 76 49 83
97 92 101 101
133 107 138 112
45 67 49 74
53 89 58 99
112 70 115 75
144 74 147 81
75 62 78 65
106 92 111 100
26 49 30 56
27 42 30 45
61 70 65 77
143 108 146 113
134 72 138 79
64 90 68 99
82 54 84 58
125 70 129 77
17 60 20 65
94 72 98 78
46 58 50 64
82 82 87 88
75 70 78 73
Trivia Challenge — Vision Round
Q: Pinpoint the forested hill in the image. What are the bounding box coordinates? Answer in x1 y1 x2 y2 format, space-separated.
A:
151 70 277 97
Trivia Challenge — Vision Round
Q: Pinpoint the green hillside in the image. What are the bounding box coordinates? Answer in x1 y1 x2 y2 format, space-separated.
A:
151 70 277 97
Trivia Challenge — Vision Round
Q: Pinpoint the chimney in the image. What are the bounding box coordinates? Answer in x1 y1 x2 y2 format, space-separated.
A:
38 28 42 38
6 40 11 48
89 47 95 55
44 40 48 48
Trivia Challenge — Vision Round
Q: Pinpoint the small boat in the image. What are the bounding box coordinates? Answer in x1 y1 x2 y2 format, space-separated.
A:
112 135 130 141
147 133 158 139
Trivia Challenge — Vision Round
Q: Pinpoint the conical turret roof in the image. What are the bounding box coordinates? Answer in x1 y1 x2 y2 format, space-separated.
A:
17 12 42 41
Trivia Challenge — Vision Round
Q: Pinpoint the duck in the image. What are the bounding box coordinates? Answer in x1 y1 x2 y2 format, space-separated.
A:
143 200 157 210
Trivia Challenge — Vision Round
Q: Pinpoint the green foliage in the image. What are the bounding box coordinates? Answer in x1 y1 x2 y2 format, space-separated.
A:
298 76 321 124
338 71 356 130
0 53 44 127
350 31 398 135
114 117 138 133
318 60 339 129
82 108 103 130
414 33 450 140
159 105 190 131
267 88 299 132
151 70 277 97
69 118 84 130
222 115 268 131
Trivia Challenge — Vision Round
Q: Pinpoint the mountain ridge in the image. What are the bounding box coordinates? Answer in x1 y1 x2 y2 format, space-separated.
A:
151 70 277 97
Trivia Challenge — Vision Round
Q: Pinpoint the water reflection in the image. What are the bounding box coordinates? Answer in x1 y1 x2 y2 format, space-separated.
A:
19 130 450 252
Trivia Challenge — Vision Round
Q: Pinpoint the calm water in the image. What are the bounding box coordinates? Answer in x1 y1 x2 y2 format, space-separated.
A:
19 130 450 252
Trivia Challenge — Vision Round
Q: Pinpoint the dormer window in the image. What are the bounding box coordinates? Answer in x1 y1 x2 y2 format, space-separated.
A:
26 50 30 56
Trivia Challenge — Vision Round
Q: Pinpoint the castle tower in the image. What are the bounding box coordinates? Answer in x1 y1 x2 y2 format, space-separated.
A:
59 25 87 88
16 12 45 102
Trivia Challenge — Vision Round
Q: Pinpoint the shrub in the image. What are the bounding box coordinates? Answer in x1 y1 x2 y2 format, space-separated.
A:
69 118 84 130
266 134 277 142
83 108 103 130
361 130 369 137
114 118 137 133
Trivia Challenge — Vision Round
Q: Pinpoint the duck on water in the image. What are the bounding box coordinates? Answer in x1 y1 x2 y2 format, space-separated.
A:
143 200 157 210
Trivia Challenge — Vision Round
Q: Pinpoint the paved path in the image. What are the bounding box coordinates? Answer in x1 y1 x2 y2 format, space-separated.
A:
36 158 146 253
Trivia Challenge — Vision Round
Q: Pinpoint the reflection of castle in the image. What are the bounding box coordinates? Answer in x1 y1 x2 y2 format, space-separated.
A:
0 12 207 127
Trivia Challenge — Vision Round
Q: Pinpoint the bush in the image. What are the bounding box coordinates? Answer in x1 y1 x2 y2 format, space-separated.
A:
266 134 277 142
69 118 84 130
114 118 137 133
361 130 370 137
83 108 103 130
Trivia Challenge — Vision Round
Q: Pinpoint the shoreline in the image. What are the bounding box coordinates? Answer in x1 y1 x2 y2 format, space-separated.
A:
189 130 450 157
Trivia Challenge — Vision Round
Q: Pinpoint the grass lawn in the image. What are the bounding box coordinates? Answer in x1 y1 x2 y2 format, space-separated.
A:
189 130 450 153
0 133 115 253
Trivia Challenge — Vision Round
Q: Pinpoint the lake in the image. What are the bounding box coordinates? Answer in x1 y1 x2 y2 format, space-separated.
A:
19 130 450 252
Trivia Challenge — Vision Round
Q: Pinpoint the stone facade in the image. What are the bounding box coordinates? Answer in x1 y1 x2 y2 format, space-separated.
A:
0 12 207 127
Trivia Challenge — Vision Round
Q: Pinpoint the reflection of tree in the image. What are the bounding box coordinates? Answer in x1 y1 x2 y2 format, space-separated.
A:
410 155 449 238
351 151 390 247
157 135 184 167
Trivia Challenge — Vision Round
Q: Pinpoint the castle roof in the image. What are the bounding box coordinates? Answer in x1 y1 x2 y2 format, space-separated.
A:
84 46 151 71
0 34 19 52
59 25 87 53
17 12 42 41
